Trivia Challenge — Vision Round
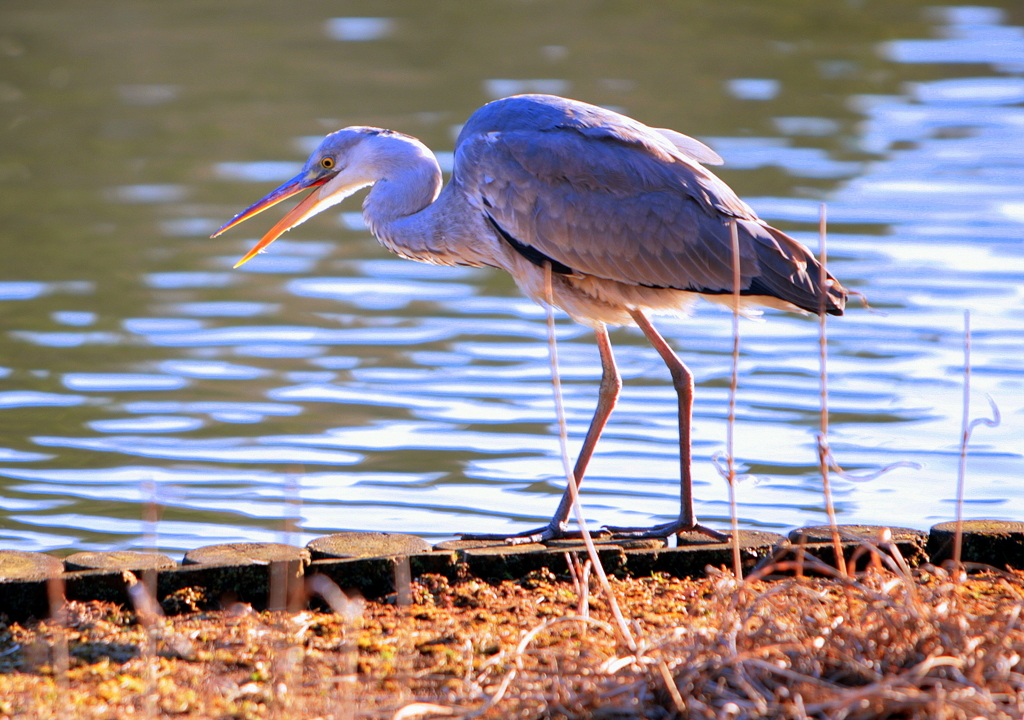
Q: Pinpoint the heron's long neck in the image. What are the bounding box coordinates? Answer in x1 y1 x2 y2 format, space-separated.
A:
362 137 498 268
361 139 455 264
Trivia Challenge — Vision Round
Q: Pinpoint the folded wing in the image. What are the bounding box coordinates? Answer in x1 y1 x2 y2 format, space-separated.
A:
454 98 844 315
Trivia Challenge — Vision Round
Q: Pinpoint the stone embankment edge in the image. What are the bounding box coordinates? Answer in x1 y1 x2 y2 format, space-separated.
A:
0 521 1020 623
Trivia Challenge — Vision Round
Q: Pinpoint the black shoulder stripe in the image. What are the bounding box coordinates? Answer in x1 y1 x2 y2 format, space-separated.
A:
663 276 775 298
485 214 574 275
638 276 775 296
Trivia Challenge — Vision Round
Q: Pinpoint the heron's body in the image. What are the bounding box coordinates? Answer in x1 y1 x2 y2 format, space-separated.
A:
215 94 846 542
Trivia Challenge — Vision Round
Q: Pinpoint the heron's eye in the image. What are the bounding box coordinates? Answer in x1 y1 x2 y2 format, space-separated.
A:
320 157 335 170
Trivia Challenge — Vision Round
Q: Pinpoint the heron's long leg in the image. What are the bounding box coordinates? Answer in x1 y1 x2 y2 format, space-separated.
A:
548 323 621 526
632 309 695 525
461 324 621 544
604 309 727 541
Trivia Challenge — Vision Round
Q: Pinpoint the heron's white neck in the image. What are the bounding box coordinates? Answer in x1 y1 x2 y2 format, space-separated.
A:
360 134 443 246
351 132 493 268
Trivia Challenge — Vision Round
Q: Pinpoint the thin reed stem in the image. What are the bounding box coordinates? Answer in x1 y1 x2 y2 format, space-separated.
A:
46 575 71 719
727 218 742 580
543 262 636 652
951 310 1001 571
141 476 159 720
954 310 971 570
817 204 846 577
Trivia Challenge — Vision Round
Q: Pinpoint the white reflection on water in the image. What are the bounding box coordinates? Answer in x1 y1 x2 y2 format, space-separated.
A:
0 281 47 300
0 280 93 300
705 137 862 178
908 77 1024 105
288 277 475 309
160 218 222 237
144 324 457 347
90 416 205 434
726 78 781 100
270 383 550 424
106 184 188 203
324 17 395 42
2 6 1022 553
229 255 319 274
32 435 362 465
144 272 237 289
773 117 841 136
63 373 189 392
215 161 303 182
159 302 278 317
157 360 269 380
483 79 571 99
354 258 482 280
233 344 329 358
6 512 293 552
309 356 360 370
122 401 302 424
0 391 87 408
0 448 52 462
339 212 368 230
883 6 1024 70
123 318 205 334
52 311 97 326
11 331 122 348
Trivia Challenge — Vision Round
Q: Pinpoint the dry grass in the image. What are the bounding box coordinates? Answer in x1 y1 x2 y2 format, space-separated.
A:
2 212 1011 719
2 558 1023 719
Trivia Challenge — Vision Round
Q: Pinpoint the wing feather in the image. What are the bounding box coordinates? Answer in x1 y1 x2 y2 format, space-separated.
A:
454 96 844 314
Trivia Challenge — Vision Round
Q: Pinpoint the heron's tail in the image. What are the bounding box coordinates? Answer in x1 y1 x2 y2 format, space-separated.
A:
759 225 847 317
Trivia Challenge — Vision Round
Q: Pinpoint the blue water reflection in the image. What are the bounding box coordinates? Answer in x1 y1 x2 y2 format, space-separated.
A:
161 302 278 317
324 17 395 42
32 435 362 465
90 416 205 433
63 374 189 392
0 2 1021 553
0 392 87 409
122 401 303 424
883 6 1024 69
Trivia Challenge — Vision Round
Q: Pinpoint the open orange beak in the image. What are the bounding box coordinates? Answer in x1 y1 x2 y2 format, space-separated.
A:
211 171 332 268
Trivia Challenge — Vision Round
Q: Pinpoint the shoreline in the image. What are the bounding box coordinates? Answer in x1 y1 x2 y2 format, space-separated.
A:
2 520 1022 623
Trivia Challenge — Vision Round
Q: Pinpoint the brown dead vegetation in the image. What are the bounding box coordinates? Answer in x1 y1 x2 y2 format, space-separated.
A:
2 560 1023 720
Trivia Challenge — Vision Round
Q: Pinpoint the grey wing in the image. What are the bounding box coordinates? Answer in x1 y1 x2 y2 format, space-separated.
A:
456 126 843 315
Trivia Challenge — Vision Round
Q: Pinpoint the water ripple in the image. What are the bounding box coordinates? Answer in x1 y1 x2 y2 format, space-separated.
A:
63 373 189 392
89 416 205 433
157 360 270 380
288 277 475 309
0 281 47 300
2 5 1022 552
122 401 303 423
143 324 456 347
32 435 362 465
12 331 122 348
0 391 88 409
0 448 53 461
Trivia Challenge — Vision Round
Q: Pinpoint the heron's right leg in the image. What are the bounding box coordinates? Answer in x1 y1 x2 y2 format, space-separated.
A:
461 324 621 544
604 309 727 541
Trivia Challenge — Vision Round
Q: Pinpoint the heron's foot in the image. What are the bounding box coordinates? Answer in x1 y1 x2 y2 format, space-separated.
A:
460 522 583 546
604 519 730 542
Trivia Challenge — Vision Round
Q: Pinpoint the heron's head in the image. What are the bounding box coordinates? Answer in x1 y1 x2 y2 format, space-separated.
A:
212 127 386 267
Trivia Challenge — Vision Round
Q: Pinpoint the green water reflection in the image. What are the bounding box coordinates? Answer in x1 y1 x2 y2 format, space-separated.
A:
1 0 1022 551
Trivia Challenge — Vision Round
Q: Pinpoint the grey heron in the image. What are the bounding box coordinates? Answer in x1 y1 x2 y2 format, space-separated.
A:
213 94 846 543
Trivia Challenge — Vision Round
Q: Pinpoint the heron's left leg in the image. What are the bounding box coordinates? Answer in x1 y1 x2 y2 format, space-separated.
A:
543 323 620 529
604 309 727 541
461 324 621 544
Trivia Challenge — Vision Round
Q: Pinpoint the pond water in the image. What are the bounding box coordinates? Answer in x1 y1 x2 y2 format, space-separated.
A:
1 1 1021 555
